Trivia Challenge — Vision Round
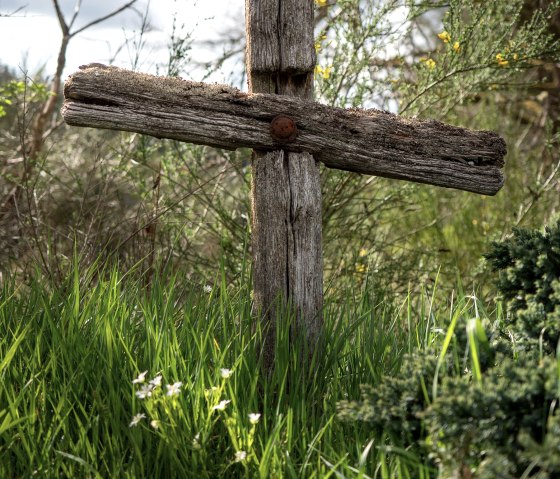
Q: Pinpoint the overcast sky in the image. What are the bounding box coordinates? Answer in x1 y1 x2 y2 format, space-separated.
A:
0 0 245 84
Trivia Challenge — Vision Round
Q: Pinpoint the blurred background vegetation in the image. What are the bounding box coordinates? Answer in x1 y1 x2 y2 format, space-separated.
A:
0 0 558 300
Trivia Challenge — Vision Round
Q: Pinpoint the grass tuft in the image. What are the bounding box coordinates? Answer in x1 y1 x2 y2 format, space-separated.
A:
0 264 491 478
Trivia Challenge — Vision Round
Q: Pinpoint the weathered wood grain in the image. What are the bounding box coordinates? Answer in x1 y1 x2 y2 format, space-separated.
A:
245 0 279 76
251 150 323 366
247 0 322 371
62 65 506 195
245 0 315 78
279 0 315 73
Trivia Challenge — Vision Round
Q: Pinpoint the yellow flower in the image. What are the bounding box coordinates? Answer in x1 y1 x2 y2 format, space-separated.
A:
355 263 366 274
315 65 333 79
496 53 509 67
314 34 328 52
437 31 451 43
453 41 461 53
423 58 436 70
359 248 368 258
315 0 328 6
513 53 519 61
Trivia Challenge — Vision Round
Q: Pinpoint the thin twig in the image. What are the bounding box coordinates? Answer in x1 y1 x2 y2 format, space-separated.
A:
67 0 83 32
72 0 138 37
111 164 236 256
52 0 69 34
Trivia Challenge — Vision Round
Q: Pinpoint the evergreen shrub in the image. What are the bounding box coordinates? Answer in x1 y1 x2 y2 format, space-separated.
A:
338 221 560 478
484 220 560 354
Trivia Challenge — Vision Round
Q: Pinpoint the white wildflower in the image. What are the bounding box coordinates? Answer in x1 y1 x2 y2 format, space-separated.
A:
149 375 162 388
150 419 159 430
132 370 148 384
135 383 154 399
212 399 231 411
166 381 183 396
129 413 146 427
220 368 233 379
235 450 247 462
248 413 261 424
203 285 212 293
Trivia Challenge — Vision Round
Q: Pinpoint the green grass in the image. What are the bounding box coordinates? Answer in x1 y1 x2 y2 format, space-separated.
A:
0 264 489 478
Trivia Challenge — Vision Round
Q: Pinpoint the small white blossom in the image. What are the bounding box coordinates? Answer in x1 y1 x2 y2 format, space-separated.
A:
203 285 212 293
135 383 154 399
150 420 159 430
248 413 261 424
220 368 233 379
166 381 183 396
149 375 162 388
129 413 146 427
132 370 148 384
212 399 231 411
235 450 247 462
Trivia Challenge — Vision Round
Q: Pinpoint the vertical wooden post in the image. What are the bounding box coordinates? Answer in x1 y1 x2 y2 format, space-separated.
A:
246 0 323 369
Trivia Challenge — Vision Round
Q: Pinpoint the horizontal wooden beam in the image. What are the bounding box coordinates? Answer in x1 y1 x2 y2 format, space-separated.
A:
62 65 506 195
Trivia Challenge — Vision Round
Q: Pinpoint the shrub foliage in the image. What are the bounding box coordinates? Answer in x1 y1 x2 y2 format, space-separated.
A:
339 221 560 478
485 220 560 353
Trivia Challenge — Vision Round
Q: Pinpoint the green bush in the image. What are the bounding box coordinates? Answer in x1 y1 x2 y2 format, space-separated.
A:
484 220 560 353
337 353 440 446
422 354 558 478
339 221 560 478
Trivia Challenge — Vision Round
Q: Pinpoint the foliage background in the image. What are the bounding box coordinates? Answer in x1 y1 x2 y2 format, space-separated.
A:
0 0 559 298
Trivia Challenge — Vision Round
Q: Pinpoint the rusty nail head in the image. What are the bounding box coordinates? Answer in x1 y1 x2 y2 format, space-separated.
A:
270 114 298 142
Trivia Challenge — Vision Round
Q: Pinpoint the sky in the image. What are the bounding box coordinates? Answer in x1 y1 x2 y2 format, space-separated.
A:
0 0 245 84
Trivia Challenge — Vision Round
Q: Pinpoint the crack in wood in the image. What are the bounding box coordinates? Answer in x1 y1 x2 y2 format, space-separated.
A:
67 94 120 108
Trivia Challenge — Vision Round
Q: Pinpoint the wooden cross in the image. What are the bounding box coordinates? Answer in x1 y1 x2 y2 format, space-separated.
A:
61 0 506 368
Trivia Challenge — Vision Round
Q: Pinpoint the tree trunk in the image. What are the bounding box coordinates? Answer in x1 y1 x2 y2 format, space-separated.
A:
246 0 322 370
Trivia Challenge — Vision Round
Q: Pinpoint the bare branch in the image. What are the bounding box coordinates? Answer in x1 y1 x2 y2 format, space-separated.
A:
71 0 139 37
0 5 27 17
67 0 83 31
51 0 69 35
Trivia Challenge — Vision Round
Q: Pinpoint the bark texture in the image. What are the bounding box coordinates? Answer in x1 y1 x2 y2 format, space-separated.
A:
63 65 506 195
246 0 322 370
